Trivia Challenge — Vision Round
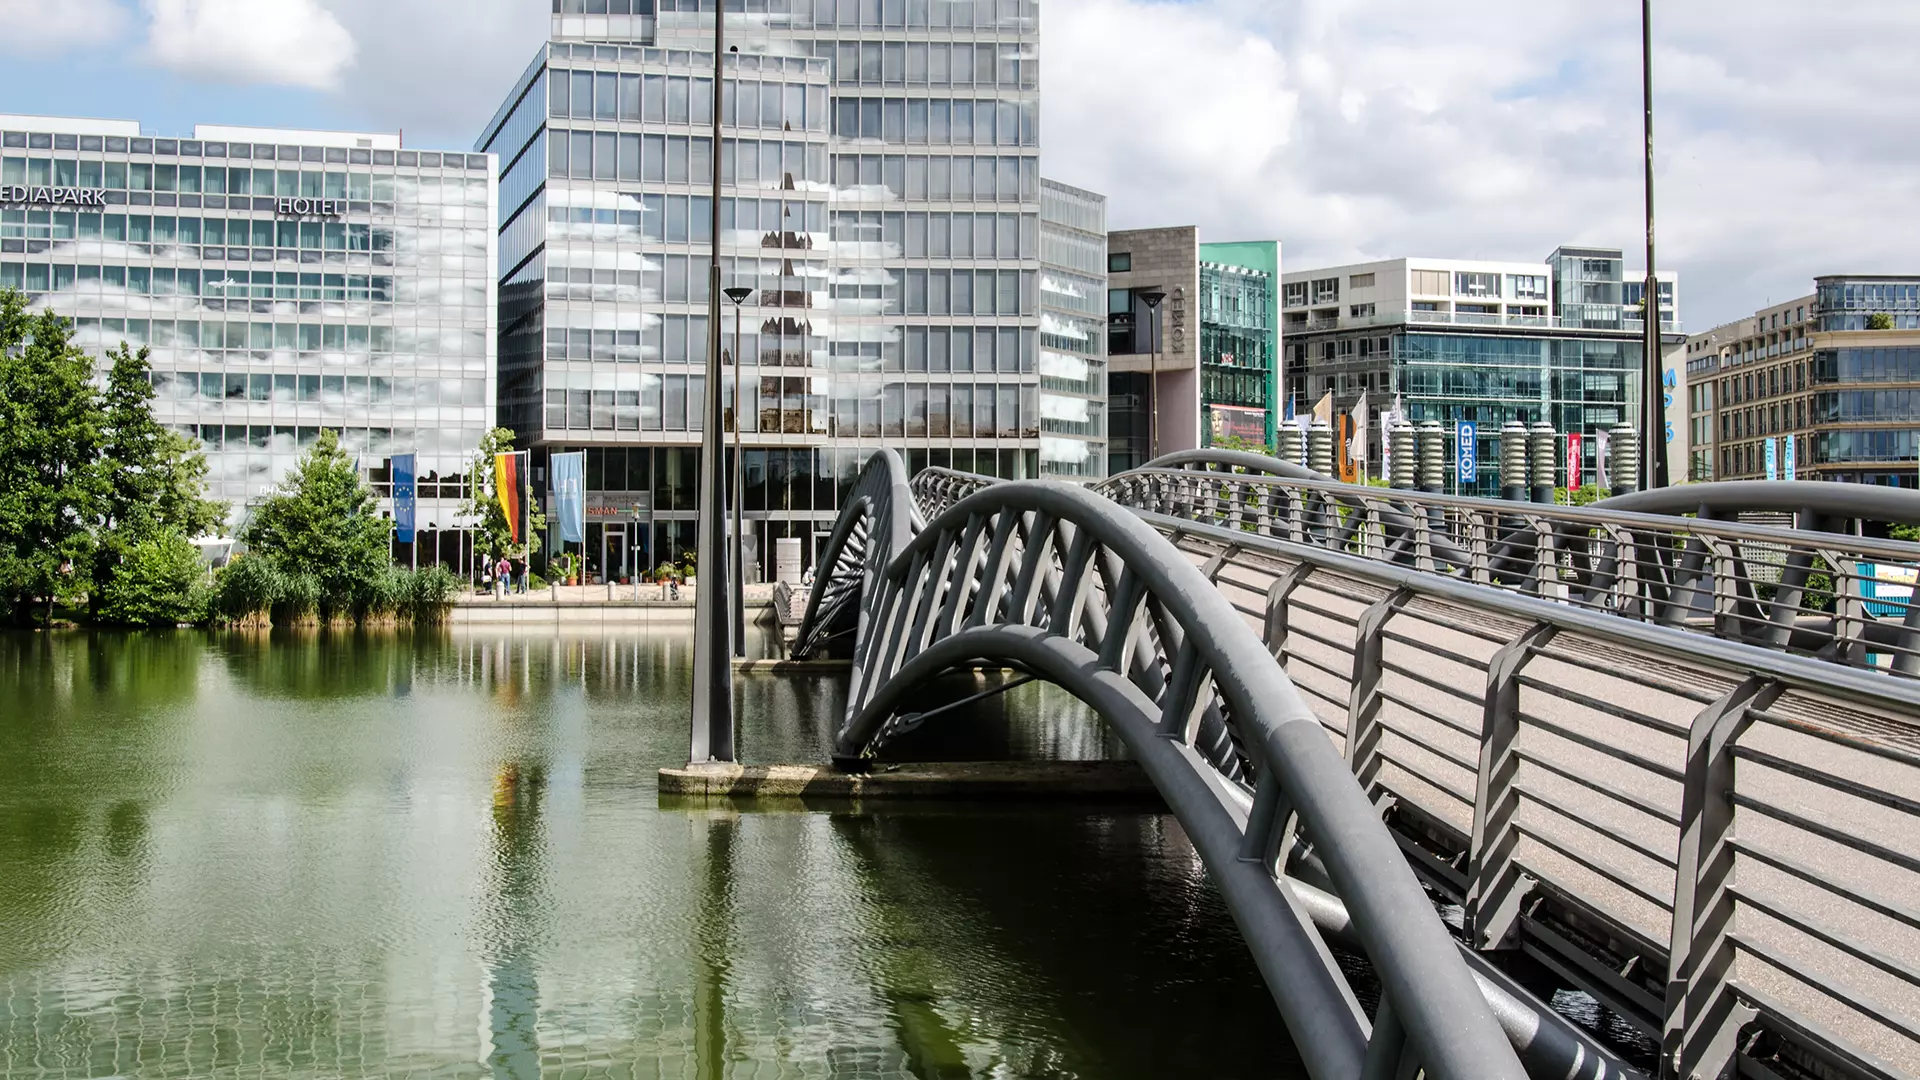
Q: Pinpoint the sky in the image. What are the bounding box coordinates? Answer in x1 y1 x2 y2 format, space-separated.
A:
3 0 1917 330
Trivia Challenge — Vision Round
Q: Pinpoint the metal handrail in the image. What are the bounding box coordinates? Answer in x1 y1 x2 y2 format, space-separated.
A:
1081 465 1920 677
1142 507 1920 1080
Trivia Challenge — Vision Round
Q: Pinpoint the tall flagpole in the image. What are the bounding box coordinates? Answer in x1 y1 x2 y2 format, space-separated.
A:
689 1 736 763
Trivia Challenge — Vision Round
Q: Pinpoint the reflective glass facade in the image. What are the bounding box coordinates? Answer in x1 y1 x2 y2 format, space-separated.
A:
1 116 498 549
481 0 1042 579
1198 259 1274 447
1038 178 1105 478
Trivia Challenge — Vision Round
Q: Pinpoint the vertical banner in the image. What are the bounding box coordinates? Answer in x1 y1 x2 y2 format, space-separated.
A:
391 452 417 544
1566 433 1583 492
1783 433 1797 481
1595 429 1612 489
1765 436 1779 481
1456 421 1478 486
1336 415 1359 484
493 451 526 546
552 451 586 545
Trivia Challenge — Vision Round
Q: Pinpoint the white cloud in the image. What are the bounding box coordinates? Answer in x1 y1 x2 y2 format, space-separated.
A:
143 0 356 90
1045 0 1920 329
0 0 129 51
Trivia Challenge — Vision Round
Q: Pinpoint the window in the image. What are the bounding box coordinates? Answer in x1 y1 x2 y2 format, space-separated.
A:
1410 269 1449 296
1108 288 1132 314
1508 275 1548 301
1282 281 1307 308
1349 272 1375 289
1454 271 1499 298
1349 303 1375 318
1311 277 1339 304
1108 251 1131 272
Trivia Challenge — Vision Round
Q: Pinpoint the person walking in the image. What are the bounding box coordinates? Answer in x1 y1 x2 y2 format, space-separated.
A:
494 555 510 600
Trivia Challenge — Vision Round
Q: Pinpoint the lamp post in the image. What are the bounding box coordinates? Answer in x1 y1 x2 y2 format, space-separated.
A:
690 5 734 763
724 285 752 658
1640 0 1668 489
1138 289 1166 463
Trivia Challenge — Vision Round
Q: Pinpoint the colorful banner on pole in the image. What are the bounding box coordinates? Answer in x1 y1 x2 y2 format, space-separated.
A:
493 451 527 547
1595 429 1611 489
1566 433 1583 492
391 452 417 543
1782 434 1796 481
552 451 586 545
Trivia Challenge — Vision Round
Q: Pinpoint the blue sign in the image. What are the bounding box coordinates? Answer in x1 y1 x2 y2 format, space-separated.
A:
391 453 417 543
1764 437 1778 481
1782 434 1796 480
553 451 586 545
1456 421 1478 483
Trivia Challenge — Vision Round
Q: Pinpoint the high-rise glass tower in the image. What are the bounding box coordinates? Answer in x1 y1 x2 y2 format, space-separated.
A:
479 0 1041 582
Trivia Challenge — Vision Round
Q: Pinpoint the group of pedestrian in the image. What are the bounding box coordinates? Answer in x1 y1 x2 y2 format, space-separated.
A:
485 555 529 598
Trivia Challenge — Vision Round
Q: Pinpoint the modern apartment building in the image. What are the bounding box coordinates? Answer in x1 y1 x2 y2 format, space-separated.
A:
1037 178 1107 479
1281 247 1680 492
1685 276 1920 486
478 0 1042 581
1103 226 1278 473
0 114 499 560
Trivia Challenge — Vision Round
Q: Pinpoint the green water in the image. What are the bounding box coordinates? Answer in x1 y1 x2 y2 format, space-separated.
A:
0 629 1302 1079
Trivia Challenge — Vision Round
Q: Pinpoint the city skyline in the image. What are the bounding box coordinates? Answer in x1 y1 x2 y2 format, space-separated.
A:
2 1 1915 330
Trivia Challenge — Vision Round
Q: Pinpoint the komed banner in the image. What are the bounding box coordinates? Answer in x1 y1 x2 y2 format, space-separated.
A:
493 451 528 546
552 451 586 545
391 453 417 543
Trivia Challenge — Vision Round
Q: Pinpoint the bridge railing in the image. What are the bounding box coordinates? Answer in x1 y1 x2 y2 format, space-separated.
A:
1097 467 1920 679
1142 506 1920 1080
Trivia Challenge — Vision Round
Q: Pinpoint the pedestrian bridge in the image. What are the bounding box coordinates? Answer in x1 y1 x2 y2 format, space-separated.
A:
791 448 1920 1080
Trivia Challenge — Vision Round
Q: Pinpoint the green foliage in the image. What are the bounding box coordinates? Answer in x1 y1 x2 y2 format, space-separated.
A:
1892 523 1920 543
1866 312 1896 331
393 565 462 624
1558 484 1604 507
93 528 206 627
1210 432 1276 457
460 427 547 560
241 429 393 621
0 292 106 625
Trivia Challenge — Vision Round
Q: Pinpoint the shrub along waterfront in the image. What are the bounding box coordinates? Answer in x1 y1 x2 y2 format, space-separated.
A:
0 288 456 629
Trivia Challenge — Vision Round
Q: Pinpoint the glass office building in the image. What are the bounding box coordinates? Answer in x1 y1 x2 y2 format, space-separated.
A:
1282 247 1680 494
1197 253 1276 447
479 0 1042 581
1038 177 1105 478
0 115 499 560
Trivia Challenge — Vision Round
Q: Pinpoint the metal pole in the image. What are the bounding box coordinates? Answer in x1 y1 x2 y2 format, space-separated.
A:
690 7 736 763
731 298 745 658
1641 0 1668 490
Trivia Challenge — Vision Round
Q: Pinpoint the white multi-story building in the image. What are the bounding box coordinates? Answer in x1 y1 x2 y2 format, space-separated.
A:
0 114 499 560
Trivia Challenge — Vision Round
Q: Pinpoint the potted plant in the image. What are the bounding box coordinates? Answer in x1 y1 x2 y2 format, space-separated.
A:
559 552 580 586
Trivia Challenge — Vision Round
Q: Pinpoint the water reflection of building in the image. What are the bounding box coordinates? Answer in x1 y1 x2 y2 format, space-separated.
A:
476 1 1043 584
0 114 499 557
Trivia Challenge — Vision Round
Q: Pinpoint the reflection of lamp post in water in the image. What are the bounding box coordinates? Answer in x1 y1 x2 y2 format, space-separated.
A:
724 285 752 658
1137 289 1166 463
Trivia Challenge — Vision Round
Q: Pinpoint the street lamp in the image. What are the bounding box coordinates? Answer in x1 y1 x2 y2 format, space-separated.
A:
690 4 733 763
1639 0 1668 489
724 284 753 658
1137 289 1166 464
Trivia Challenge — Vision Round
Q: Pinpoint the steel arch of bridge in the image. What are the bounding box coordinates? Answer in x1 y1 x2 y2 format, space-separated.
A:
797 450 1528 1080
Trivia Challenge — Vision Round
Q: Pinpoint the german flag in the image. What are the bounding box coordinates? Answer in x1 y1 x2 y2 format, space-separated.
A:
494 451 527 546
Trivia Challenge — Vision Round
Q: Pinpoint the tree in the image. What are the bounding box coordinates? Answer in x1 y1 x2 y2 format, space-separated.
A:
0 291 104 626
1866 312 1896 331
90 344 225 618
93 527 206 627
460 427 547 564
241 429 393 619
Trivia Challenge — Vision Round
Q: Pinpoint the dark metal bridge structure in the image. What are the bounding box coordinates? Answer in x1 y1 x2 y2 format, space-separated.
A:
791 448 1920 1080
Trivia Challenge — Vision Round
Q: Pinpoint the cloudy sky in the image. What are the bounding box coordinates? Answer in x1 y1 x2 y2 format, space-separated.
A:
2 0 1915 328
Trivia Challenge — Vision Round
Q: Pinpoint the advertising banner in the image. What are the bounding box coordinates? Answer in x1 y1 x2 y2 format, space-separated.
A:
391 453 417 543
1566 433 1583 492
552 451 586 545
493 451 527 547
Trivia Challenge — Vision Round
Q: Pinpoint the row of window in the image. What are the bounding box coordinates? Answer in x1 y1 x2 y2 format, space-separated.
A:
0 212 396 250
0 132 485 170
545 378 1040 439
547 68 828 132
64 317 485 357
830 97 1037 147
543 193 713 243
1811 347 1920 385
0 158 484 202
827 151 1038 203
186 424 483 457
651 0 1035 32
0 263 402 303
809 39 1036 89
541 322 1038 373
829 209 1032 257
151 370 486 408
